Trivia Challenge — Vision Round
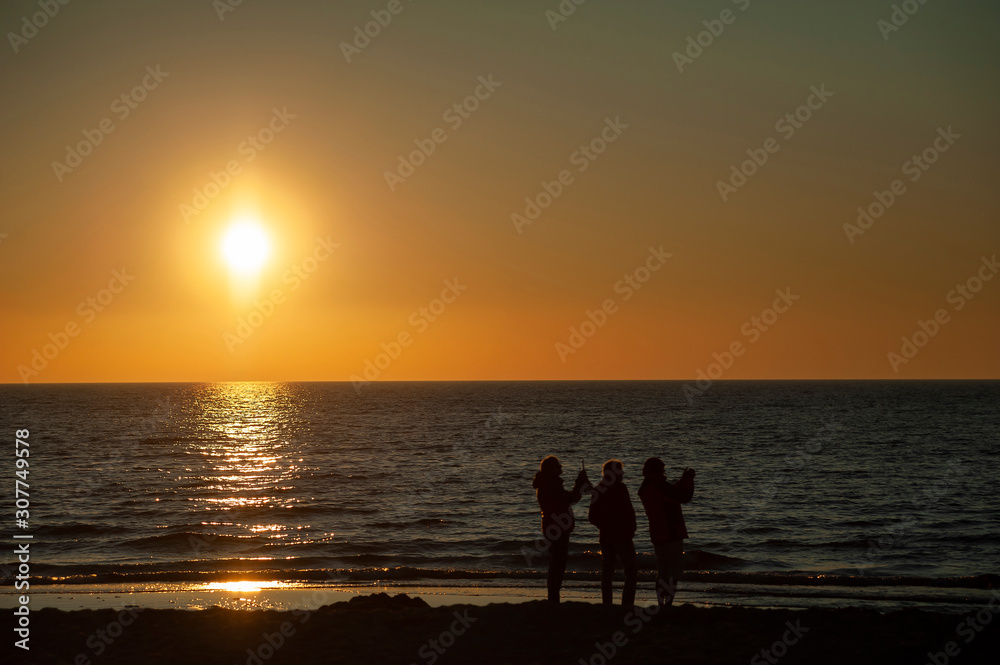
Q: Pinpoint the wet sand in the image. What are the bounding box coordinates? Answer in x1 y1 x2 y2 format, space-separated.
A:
7 592 1000 665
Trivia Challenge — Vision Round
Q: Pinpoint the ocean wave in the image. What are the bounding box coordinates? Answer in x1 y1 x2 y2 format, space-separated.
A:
123 532 255 549
733 526 787 535
577 549 746 571
34 522 134 537
368 518 463 529
684 550 747 570
4 565 996 590
759 539 870 550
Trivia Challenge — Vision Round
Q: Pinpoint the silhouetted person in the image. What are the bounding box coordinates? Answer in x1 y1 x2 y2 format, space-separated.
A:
638 457 695 606
588 459 638 607
533 455 588 603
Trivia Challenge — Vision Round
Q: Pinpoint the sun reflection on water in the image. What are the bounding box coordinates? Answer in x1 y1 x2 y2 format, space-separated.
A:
205 581 291 593
188 382 314 542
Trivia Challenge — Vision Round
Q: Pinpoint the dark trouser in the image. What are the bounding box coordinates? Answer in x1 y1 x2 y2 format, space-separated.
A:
600 539 638 606
547 535 570 602
654 540 683 606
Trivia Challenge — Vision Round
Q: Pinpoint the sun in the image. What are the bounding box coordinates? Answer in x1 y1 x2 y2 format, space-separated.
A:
221 219 270 274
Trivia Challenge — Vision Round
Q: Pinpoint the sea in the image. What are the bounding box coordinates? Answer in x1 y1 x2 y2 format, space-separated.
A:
1 381 997 613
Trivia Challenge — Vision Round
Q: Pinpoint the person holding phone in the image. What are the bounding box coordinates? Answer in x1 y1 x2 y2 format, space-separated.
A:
638 458 695 606
532 455 588 602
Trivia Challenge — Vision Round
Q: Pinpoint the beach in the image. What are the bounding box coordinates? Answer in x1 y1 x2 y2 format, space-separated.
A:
8 591 1000 665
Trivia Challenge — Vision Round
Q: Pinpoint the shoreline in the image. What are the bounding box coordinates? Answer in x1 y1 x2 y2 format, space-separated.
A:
2 578 995 614
6 592 999 664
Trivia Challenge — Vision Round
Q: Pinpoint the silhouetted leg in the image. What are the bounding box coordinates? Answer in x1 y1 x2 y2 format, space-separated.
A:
653 541 669 606
620 540 638 608
654 541 683 606
600 543 615 605
548 536 569 602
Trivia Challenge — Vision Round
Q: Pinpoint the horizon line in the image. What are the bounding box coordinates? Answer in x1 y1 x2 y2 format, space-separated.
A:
3 378 999 386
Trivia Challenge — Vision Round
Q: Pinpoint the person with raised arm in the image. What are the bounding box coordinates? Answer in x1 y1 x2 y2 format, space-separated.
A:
533 455 588 603
638 457 695 606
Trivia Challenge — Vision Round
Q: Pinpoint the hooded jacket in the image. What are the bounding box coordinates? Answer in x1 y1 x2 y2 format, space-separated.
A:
533 471 584 538
638 475 694 544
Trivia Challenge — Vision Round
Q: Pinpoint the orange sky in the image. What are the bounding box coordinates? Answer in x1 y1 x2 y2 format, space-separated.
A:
1 0 998 383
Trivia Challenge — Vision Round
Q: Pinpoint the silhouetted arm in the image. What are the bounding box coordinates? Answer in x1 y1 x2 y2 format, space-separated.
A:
658 476 694 504
567 472 587 505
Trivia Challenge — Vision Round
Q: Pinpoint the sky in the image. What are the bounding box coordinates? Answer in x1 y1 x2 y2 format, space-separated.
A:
1 0 998 383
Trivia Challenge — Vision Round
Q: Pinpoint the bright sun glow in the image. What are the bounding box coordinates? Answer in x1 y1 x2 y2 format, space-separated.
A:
206 581 285 593
222 220 270 274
